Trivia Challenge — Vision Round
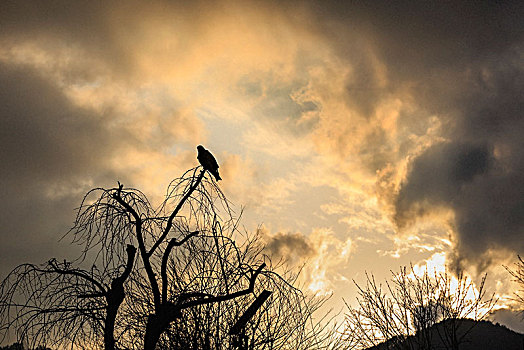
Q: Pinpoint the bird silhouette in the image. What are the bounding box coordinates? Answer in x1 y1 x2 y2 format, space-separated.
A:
197 145 222 181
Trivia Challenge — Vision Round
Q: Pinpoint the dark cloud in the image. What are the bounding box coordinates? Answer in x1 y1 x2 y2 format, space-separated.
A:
306 0 524 121
0 61 128 278
0 2 111 69
0 64 116 182
0 1 197 81
395 142 493 221
394 56 524 269
345 54 388 119
311 1 523 74
302 1 524 267
0 0 260 82
262 230 316 265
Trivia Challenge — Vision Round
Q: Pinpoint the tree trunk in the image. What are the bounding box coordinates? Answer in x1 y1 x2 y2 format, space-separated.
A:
144 313 168 350
144 305 180 350
104 304 119 350
104 245 136 350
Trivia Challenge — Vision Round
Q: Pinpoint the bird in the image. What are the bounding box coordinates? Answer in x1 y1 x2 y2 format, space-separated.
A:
197 145 222 181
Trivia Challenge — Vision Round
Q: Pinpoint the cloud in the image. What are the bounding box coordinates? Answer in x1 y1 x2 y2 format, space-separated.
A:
490 308 524 334
259 226 353 295
395 142 493 226
297 1 524 270
0 53 208 279
393 58 524 270
1 0 523 302
0 0 312 280
263 230 316 265
0 60 128 276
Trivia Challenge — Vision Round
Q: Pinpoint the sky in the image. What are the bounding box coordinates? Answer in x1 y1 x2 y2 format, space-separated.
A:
1 0 524 334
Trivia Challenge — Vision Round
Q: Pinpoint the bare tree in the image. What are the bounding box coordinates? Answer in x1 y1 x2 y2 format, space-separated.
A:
1 167 338 349
0 244 136 349
505 255 524 310
342 266 495 350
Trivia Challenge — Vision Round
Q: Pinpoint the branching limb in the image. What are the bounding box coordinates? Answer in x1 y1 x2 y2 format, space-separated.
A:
149 170 205 257
161 231 199 303
47 260 107 295
180 263 266 309
112 186 161 311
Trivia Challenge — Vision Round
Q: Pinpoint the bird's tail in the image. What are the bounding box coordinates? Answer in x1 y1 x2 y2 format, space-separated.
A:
214 171 222 181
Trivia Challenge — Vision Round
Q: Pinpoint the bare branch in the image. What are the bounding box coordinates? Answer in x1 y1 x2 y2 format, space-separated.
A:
343 266 495 350
149 169 205 257
161 231 199 303
2 167 338 350
112 186 161 311
47 259 107 295
180 263 266 309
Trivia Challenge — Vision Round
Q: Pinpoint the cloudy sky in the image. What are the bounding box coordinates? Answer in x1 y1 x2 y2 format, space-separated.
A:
1 0 523 332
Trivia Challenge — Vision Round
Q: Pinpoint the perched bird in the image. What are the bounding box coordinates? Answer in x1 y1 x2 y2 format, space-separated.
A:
197 145 222 181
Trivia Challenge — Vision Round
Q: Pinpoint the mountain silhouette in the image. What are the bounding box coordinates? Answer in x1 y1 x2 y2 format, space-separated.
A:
367 319 524 350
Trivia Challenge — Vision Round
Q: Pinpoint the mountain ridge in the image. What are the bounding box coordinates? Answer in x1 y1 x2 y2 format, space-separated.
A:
366 318 524 350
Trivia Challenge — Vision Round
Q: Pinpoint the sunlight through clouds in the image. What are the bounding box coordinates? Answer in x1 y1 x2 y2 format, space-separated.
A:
1 0 523 335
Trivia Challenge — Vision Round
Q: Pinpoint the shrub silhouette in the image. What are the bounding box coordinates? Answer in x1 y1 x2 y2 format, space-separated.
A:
343 266 495 350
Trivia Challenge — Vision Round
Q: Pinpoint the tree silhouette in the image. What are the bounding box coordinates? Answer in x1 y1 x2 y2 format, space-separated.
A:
342 266 495 350
1 167 335 349
505 255 524 313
